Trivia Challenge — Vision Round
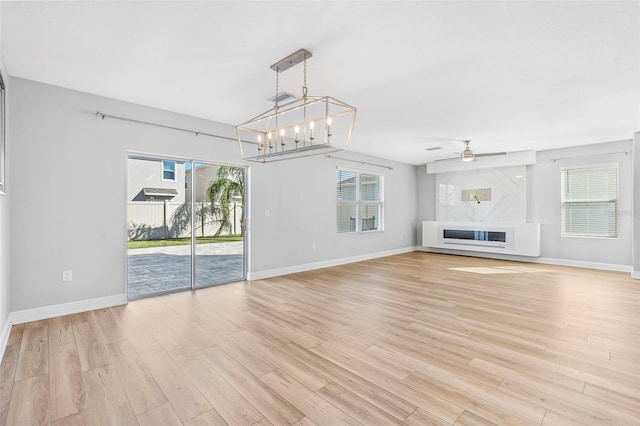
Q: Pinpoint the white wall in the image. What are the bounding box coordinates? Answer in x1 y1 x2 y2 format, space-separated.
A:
0 3 12 352
418 140 634 269
531 140 633 267
9 77 417 313
633 133 639 278
415 170 436 246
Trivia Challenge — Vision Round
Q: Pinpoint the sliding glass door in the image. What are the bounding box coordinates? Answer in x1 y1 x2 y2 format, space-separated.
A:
192 163 245 288
127 155 245 299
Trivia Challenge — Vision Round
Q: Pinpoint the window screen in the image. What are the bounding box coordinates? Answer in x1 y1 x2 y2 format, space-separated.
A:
561 163 618 238
336 169 383 233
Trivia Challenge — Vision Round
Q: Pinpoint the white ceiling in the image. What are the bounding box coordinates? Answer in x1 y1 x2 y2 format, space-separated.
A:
1 1 638 165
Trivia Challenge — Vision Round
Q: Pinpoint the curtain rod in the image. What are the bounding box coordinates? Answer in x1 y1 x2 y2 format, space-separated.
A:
325 154 393 170
95 111 256 145
551 151 629 162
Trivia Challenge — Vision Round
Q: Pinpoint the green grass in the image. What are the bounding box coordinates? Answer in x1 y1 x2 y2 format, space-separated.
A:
128 235 243 249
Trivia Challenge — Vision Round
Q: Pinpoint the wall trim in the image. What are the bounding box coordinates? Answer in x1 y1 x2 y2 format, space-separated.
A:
632 271 640 279
8 294 128 326
417 247 632 273
0 316 12 365
248 246 416 281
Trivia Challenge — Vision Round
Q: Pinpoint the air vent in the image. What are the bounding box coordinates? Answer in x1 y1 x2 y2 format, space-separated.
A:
268 91 298 105
425 146 443 151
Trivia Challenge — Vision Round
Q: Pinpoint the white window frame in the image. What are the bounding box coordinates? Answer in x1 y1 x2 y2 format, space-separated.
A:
561 162 618 238
162 160 176 181
336 168 384 234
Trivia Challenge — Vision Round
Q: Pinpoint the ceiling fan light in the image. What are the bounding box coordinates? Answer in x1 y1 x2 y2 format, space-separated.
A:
461 149 474 162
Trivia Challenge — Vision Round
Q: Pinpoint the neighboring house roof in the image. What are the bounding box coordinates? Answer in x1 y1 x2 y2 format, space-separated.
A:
142 187 178 197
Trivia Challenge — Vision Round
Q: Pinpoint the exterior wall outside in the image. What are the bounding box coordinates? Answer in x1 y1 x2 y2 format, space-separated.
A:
185 163 220 203
127 156 186 203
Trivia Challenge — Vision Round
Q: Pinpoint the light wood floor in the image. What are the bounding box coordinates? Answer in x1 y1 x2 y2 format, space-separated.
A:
1 252 639 425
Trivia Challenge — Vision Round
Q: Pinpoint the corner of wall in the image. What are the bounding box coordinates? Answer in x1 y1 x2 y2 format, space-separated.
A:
633 132 639 279
0 2 13 359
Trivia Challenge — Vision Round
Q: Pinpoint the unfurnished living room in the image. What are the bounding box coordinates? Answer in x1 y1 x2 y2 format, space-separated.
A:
0 1 638 425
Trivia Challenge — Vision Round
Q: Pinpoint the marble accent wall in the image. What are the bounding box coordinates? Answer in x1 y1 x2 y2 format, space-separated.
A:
436 165 526 223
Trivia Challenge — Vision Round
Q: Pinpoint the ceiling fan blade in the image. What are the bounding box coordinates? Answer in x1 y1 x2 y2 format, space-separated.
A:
434 156 462 162
473 152 507 158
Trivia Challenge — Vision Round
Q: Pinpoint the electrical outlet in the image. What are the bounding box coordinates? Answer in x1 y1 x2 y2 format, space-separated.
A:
312 243 316 251
400 234 404 241
62 270 73 282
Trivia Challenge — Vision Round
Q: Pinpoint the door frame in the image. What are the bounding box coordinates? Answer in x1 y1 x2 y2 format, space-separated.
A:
125 151 249 300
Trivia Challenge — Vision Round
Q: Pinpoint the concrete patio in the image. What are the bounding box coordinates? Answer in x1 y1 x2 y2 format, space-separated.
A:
127 241 244 299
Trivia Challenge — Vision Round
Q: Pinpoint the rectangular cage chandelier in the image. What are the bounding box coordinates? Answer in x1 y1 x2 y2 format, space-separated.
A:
237 49 357 163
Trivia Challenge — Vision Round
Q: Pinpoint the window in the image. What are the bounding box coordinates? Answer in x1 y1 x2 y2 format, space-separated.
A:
162 160 176 181
561 163 618 238
336 169 383 233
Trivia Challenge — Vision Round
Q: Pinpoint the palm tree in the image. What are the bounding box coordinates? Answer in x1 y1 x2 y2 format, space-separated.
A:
207 165 244 237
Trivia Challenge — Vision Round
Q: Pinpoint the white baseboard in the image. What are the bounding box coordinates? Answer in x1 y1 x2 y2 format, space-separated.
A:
248 246 417 281
8 294 128 326
0 314 12 364
632 271 640 279
417 247 632 273
535 257 631 273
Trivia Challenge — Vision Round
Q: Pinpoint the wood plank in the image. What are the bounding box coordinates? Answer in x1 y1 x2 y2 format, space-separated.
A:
136 402 182 426
15 325 48 381
0 343 20 425
174 350 264 425
229 330 332 392
49 315 75 347
262 370 361 426
454 410 497 426
183 409 229 426
279 342 417 421
6 324 24 346
404 408 453 426
105 339 168 415
136 342 212 422
51 410 89 426
83 364 137 426
49 342 87 421
90 308 127 344
5 375 49 426
309 343 465 422
72 317 109 372
218 338 276 377
198 345 304 425
317 381 404 425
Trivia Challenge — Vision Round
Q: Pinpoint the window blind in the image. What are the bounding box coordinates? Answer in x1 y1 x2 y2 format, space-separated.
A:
561 163 618 237
336 169 383 233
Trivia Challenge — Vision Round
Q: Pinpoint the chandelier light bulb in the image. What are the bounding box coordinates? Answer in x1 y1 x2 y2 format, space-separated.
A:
294 126 300 143
309 121 315 141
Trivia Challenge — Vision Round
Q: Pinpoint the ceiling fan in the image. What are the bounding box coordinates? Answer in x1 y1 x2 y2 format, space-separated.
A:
438 140 506 162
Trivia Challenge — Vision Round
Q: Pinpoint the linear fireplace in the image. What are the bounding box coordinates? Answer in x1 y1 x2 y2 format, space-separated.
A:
422 221 540 257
